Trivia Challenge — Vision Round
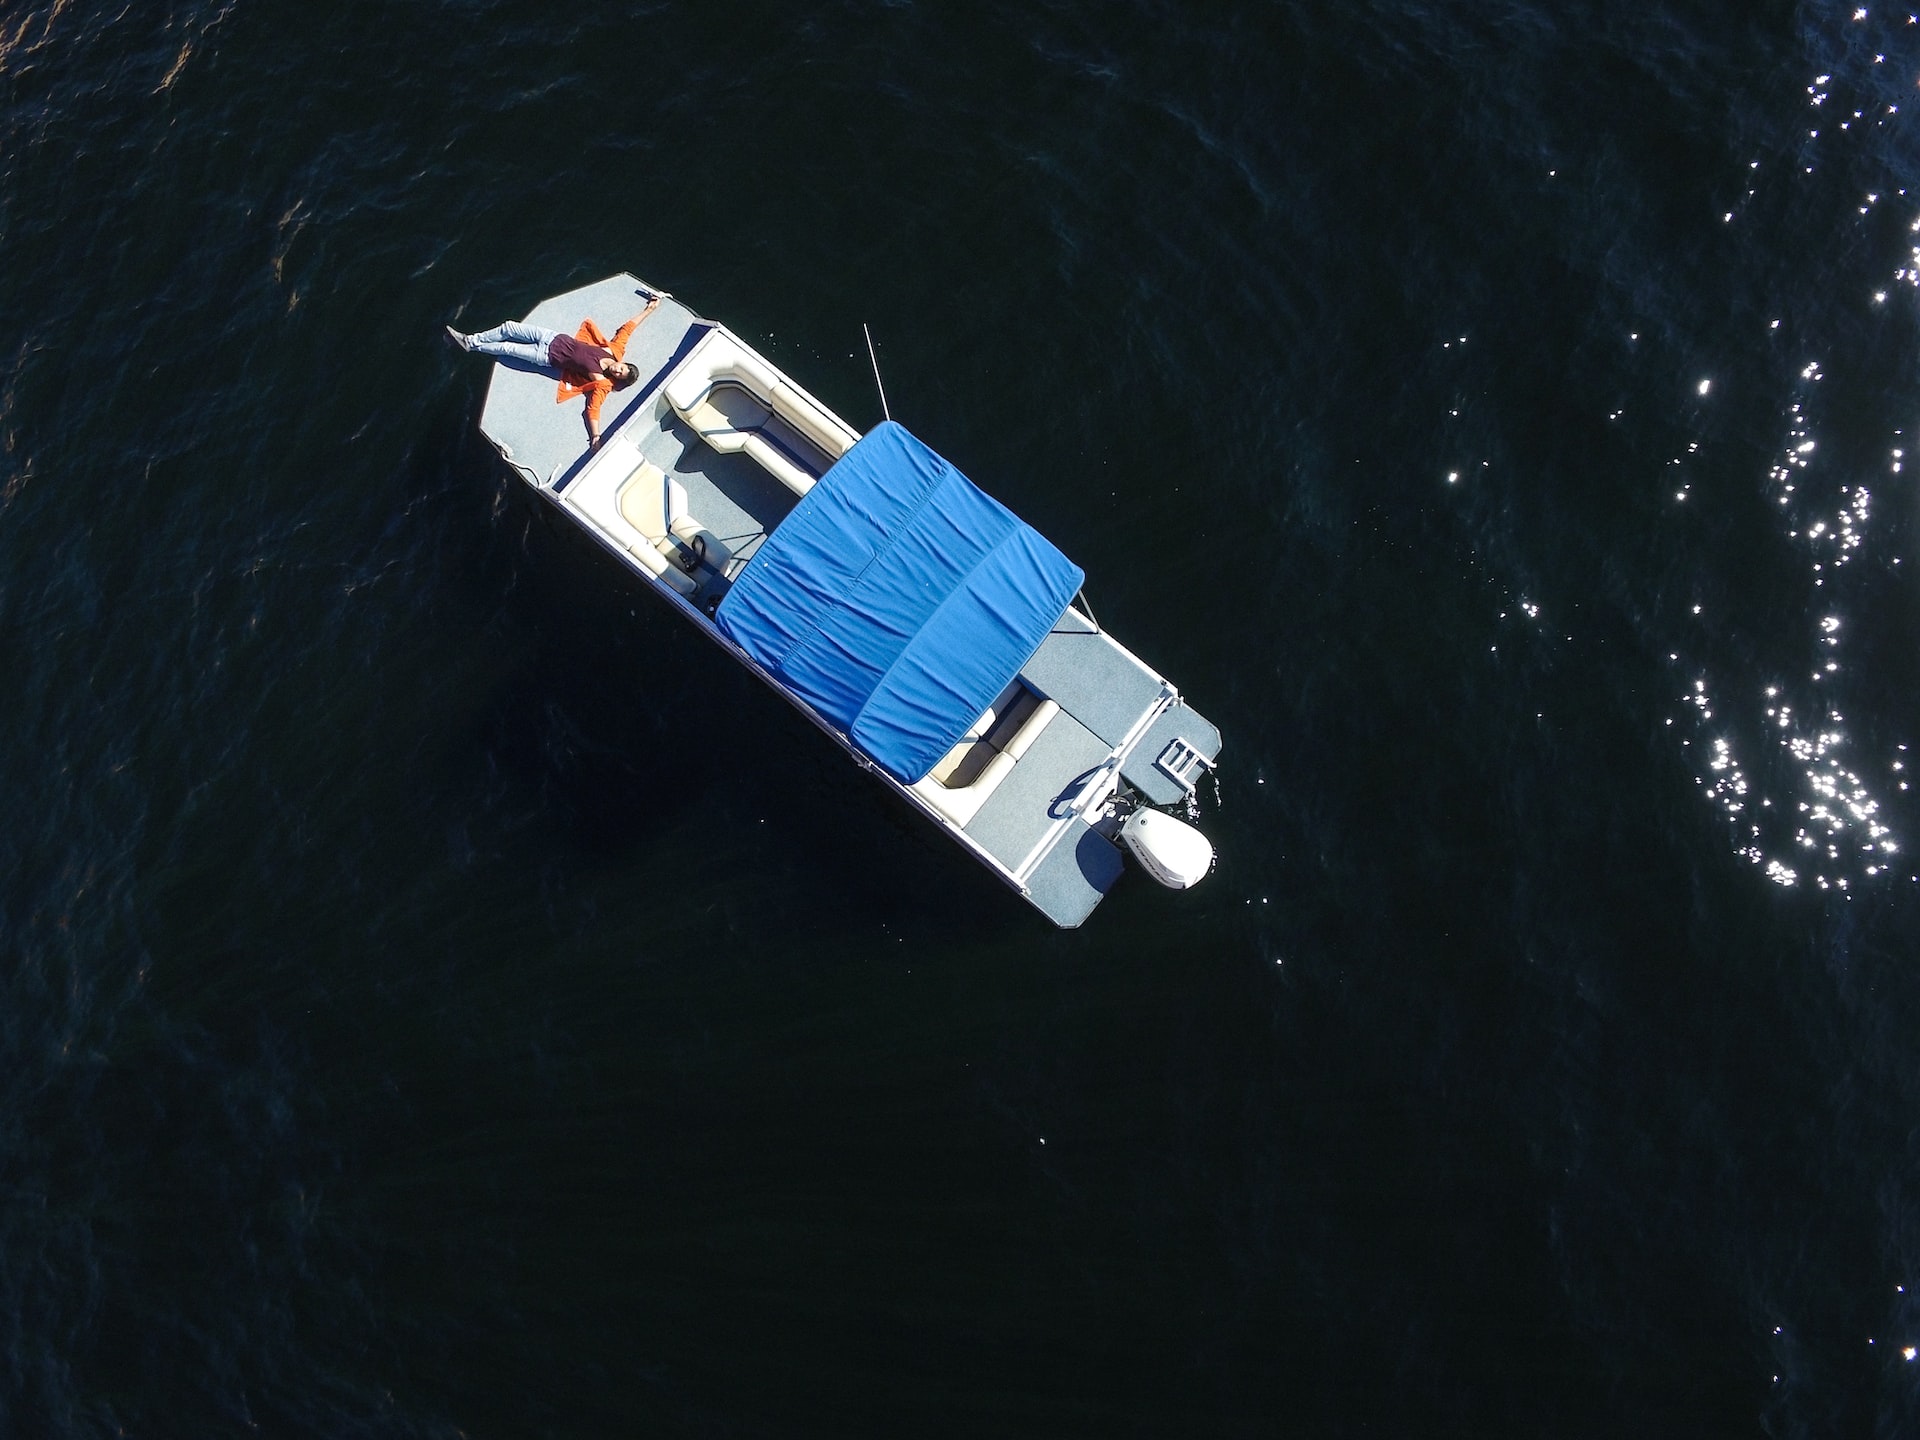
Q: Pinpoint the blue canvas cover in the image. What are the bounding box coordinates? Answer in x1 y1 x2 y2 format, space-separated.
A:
715 421 1085 783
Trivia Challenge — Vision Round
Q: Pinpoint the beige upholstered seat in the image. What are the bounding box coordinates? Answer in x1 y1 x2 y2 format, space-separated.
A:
662 331 860 498
684 382 771 446
617 460 735 587
911 682 1061 828
617 459 686 542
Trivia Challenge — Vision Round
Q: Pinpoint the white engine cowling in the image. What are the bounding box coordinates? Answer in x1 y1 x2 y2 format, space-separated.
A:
1120 808 1215 889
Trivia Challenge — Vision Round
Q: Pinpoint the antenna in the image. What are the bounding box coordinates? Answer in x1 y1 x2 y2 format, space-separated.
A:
863 323 892 422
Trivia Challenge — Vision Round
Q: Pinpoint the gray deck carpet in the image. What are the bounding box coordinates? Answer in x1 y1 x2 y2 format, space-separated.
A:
962 707 1111 870
1022 825 1127 928
1018 625 1167 747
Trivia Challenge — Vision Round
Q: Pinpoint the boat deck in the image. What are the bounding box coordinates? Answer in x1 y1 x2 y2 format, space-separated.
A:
475 274 1221 927
478 274 710 490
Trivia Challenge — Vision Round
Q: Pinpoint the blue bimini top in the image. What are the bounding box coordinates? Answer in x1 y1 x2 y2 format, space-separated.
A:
714 421 1085 784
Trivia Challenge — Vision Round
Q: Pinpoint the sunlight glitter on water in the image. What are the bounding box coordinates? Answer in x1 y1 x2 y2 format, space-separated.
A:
1679 363 1907 889
1676 36 1920 888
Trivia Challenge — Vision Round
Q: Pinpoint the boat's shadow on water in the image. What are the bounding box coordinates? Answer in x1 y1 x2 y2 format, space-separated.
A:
479 480 1018 946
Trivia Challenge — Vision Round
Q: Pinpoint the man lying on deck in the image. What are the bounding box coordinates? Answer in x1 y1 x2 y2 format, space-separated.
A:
446 291 663 449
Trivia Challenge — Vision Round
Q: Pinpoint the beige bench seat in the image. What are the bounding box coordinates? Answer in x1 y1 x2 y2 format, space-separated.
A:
910 683 1061 829
663 331 861 497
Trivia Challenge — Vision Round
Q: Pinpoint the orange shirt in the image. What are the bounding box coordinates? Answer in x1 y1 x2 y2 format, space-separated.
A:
554 315 642 432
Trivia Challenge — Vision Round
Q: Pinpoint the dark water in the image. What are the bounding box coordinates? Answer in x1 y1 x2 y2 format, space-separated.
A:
4 1 1920 1434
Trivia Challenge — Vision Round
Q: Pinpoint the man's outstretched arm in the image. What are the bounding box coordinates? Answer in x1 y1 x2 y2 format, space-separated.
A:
612 295 661 351
584 382 610 449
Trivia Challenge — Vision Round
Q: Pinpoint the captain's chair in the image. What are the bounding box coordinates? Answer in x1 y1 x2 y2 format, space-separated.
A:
617 461 735 589
565 437 733 600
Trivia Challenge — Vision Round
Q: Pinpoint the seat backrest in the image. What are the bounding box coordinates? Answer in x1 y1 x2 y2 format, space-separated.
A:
616 461 688 544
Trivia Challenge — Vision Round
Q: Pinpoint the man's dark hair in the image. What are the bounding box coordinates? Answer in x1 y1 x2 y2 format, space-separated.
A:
613 362 640 389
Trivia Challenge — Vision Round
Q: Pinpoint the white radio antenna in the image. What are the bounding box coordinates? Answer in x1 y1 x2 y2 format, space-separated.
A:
863 322 892 422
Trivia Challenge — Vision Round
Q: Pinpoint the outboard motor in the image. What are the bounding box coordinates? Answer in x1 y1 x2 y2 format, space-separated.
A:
1120 807 1215 889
